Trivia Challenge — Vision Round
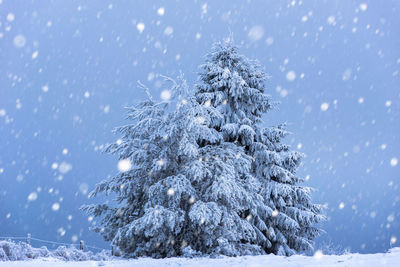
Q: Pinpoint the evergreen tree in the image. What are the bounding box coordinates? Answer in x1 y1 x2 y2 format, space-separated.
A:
195 39 325 256
83 40 324 258
82 76 214 257
83 76 262 257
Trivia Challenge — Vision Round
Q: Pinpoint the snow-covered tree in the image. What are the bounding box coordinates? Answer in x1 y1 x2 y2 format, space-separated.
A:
82 76 212 257
195 39 325 256
83 76 260 257
84 40 324 258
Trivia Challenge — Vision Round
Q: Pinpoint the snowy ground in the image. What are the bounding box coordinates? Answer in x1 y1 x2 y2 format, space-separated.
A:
1 247 399 267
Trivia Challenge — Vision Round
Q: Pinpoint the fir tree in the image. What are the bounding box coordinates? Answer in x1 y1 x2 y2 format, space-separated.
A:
83 76 261 257
195 39 325 256
83 41 324 258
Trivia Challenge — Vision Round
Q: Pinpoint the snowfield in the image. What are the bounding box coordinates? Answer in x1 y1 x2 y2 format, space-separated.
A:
1 247 399 267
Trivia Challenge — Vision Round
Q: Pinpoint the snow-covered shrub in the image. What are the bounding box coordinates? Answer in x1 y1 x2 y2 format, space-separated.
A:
0 240 49 261
52 246 111 261
315 241 350 256
0 240 111 261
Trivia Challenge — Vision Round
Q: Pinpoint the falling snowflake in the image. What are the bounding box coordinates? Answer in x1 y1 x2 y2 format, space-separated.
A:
27 192 38 202
342 68 352 81
32 50 39 59
327 16 336 26
118 159 132 172
248 25 264 41
320 102 329 111
266 37 274 46
390 157 398 167
286 71 296 81
160 90 171 100
7 13 15 22
52 202 60 211
13 34 26 48
157 7 165 16
136 22 145 33
58 162 72 174
167 188 175 196
314 250 324 259
71 235 78 243
42 85 49 92
79 183 89 195
164 26 174 36
359 3 368 12
157 158 165 166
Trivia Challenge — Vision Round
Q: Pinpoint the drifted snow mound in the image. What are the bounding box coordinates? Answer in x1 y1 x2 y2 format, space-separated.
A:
0 240 111 261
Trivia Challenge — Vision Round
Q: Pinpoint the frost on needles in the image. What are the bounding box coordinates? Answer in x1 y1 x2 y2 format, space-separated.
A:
82 39 325 258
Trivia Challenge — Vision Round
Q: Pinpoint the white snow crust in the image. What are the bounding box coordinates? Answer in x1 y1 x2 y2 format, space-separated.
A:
1 247 399 267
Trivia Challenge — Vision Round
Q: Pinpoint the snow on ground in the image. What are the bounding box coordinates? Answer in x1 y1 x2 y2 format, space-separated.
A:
1 247 399 267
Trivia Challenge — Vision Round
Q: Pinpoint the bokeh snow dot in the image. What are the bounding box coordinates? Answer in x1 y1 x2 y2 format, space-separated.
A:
52 202 60 211
42 85 49 93
7 13 15 22
314 250 323 259
57 227 66 236
157 7 165 16
266 37 274 46
167 188 175 196
360 3 368 11
136 23 145 33
327 16 336 25
160 90 171 100
320 102 329 111
59 162 72 174
118 159 132 172
248 25 264 41
390 157 398 167
27 192 38 202
272 209 279 217
79 183 89 195
157 158 165 166
342 68 352 81
164 26 174 36
286 71 296 81
71 235 78 243
32 51 39 59
13 34 26 48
